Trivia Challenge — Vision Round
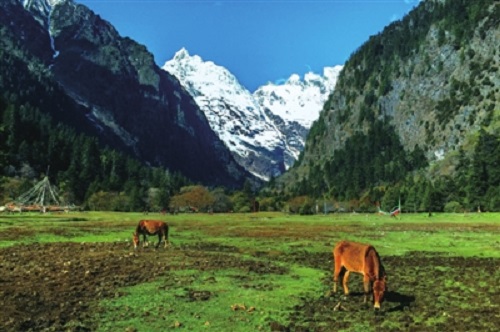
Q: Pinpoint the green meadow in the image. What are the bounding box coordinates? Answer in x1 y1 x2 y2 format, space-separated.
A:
0 211 499 331
1 211 498 256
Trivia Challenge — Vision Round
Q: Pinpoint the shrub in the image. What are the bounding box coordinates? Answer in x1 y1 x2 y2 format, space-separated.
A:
444 201 463 213
238 206 251 213
287 195 314 214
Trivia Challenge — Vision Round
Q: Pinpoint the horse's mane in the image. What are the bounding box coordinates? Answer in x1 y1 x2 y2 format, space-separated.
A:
377 251 386 279
366 245 386 280
134 222 143 235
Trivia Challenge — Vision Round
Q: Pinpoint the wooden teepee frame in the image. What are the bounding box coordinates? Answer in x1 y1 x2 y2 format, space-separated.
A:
16 176 61 207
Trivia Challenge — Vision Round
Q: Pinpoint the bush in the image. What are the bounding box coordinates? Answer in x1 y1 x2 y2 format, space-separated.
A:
444 201 463 213
287 196 314 214
238 206 251 213
299 201 315 215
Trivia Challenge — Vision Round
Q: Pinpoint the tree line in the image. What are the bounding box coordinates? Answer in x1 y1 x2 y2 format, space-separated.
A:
0 96 189 211
266 120 500 214
2 94 498 213
0 97 264 213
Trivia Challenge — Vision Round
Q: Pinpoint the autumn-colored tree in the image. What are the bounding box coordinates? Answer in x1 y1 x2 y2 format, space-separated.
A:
259 196 280 212
0 177 23 204
87 190 131 211
170 185 215 212
287 195 314 214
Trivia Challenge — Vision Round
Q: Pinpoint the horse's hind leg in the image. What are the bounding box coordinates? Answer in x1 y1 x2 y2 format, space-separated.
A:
342 271 351 296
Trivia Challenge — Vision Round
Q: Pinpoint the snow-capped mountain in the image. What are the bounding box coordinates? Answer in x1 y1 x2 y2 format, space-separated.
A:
162 48 342 180
253 67 342 163
254 67 343 128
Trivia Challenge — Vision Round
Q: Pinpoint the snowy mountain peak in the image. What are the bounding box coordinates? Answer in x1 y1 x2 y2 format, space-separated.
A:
304 72 321 84
162 48 343 180
163 49 284 180
287 74 301 85
173 47 191 61
255 66 342 128
323 66 344 81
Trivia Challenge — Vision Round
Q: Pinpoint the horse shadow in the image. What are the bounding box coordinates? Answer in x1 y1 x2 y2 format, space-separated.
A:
384 291 416 312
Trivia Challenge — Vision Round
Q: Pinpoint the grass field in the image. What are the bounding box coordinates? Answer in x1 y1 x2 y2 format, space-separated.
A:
0 211 499 331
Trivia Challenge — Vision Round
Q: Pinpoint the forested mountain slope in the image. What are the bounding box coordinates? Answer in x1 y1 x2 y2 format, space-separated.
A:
0 0 250 191
276 0 499 212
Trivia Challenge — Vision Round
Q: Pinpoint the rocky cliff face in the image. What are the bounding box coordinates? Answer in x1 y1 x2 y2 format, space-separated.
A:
284 0 499 190
163 48 341 180
0 0 251 187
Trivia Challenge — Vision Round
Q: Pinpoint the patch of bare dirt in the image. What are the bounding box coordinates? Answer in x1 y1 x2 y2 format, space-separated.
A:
1 240 498 332
0 241 288 331
282 253 500 331
0 242 173 331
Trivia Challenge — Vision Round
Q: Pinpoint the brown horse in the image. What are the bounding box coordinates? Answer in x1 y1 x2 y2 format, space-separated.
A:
333 240 387 309
132 220 169 250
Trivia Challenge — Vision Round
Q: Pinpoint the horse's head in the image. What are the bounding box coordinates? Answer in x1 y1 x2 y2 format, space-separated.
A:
132 232 139 249
373 276 387 310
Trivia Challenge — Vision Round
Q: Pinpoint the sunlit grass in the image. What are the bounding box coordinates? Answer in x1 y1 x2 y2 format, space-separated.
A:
1 211 499 256
95 264 323 332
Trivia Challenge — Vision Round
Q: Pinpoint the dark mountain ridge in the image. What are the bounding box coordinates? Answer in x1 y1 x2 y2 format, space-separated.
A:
0 0 251 188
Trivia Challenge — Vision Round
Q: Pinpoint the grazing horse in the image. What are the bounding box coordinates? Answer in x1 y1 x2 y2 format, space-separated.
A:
132 220 169 250
333 240 387 309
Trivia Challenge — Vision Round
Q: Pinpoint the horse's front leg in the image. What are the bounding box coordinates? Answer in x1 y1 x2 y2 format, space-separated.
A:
363 275 370 303
142 234 148 248
333 259 342 294
156 233 161 249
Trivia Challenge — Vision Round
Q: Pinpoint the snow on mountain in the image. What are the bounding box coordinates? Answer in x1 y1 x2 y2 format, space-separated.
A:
253 66 342 163
162 48 342 180
254 66 343 128
163 48 285 180
20 0 64 58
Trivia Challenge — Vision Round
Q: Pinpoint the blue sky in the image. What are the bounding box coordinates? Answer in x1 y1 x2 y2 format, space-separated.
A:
77 0 421 91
